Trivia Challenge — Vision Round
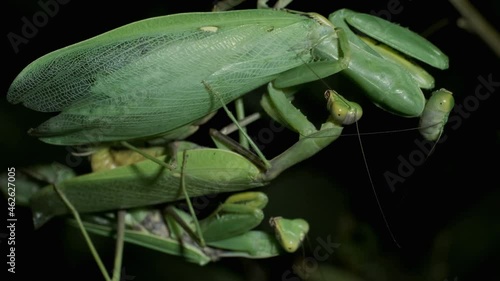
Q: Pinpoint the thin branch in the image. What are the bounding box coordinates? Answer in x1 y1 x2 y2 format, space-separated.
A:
449 0 500 57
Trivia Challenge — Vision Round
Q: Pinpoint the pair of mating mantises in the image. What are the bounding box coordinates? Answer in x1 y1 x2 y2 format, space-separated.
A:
6 1 454 280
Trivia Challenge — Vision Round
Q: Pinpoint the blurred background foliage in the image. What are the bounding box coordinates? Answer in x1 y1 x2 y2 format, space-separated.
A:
2 0 499 280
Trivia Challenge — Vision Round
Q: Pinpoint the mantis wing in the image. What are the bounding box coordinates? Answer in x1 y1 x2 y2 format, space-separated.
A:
8 10 327 145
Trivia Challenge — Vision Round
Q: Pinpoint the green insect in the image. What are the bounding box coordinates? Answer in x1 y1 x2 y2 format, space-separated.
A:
7 160 309 275
7 8 450 146
5 4 454 279
18 83 351 279
28 84 353 228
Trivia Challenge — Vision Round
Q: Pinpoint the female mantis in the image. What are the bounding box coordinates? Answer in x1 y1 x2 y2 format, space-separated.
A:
7 8 450 146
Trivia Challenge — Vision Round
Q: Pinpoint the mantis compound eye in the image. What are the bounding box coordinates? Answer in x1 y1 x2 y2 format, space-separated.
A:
325 90 363 125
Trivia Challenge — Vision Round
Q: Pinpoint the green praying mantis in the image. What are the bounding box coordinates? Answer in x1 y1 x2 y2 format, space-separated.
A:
5 160 309 266
5 1 455 279
3 172 309 281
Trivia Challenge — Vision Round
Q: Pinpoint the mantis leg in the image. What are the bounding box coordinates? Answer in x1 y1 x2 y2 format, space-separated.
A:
257 0 294 9
261 84 361 180
234 98 249 149
202 80 273 169
55 151 140 281
212 0 294 11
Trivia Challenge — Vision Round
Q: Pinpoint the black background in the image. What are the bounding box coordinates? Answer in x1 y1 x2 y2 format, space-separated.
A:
2 0 499 280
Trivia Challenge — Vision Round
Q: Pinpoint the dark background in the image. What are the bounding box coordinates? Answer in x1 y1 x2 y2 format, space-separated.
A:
2 0 499 280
